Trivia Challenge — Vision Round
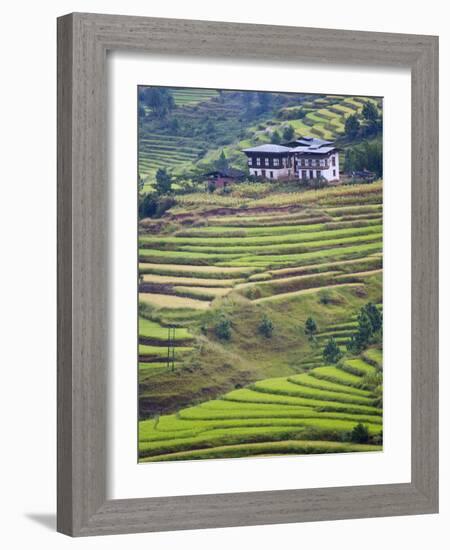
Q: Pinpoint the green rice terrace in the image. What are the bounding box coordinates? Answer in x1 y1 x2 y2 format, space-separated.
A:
138 179 383 462
139 88 381 190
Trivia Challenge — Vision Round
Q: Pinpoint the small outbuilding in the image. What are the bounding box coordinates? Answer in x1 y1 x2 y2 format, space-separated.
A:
204 168 246 190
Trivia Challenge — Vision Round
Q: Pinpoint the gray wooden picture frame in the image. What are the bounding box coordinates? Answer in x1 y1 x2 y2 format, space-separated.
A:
57 12 439 537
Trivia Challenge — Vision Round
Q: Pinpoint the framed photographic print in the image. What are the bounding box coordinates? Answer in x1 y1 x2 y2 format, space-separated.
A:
57 13 438 536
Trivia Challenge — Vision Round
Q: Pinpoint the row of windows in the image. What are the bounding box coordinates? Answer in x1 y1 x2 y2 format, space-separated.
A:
248 155 336 168
300 169 337 179
248 157 288 167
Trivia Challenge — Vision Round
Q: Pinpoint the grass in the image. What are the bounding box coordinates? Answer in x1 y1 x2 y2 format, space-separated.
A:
139 317 191 340
139 293 211 309
141 440 381 462
137 92 383 461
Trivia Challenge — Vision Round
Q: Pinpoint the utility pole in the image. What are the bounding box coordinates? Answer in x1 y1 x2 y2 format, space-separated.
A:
167 326 175 371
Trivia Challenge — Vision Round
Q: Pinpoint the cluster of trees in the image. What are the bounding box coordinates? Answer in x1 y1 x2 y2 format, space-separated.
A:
271 124 295 144
139 87 175 119
278 106 306 121
138 168 175 219
213 312 274 341
323 337 343 364
303 317 343 364
304 302 382 363
347 303 382 353
344 139 383 177
344 100 383 140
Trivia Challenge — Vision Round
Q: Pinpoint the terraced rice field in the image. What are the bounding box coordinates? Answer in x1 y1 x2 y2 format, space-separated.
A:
138 92 381 188
139 89 245 188
169 88 219 106
138 181 383 460
139 352 382 461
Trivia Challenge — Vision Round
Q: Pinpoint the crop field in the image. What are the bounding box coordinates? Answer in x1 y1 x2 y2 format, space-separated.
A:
138 180 383 460
138 91 381 188
139 352 382 461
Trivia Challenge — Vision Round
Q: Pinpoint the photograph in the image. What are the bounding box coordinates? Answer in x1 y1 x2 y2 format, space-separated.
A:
137 87 383 463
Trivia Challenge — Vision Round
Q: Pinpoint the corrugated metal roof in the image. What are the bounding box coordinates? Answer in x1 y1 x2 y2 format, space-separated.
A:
242 144 291 153
242 137 337 155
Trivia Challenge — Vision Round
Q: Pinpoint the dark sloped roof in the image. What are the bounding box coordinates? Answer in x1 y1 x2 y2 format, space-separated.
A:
204 167 246 178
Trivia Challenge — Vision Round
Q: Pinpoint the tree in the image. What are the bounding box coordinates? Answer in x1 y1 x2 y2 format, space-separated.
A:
356 310 373 349
138 193 158 219
304 317 317 340
363 302 382 333
345 114 360 139
215 315 231 341
155 168 172 195
271 130 281 144
282 125 295 141
259 315 274 338
347 304 382 353
215 150 229 172
139 87 174 119
205 120 215 135
362 101 379 122
242 91 254 113
323 338 343 364
343 140 382 177
351 423 370 444
169 117 180 134
257 92 271 112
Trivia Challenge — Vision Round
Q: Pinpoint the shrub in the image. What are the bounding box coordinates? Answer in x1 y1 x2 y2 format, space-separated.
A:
282 125 295 141
259 315 274 338
155 168 172 195
323 337 342 364
351 423 370 444
304 317 317 339
215 315 231 341
244 287 262 300
345 114 360 139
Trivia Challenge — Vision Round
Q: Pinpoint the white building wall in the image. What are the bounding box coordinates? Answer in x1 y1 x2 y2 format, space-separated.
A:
249 167 292 180
312 153 340 182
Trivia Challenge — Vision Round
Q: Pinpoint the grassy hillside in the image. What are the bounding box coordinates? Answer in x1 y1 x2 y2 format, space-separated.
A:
137 181 383 461
138 88 381 190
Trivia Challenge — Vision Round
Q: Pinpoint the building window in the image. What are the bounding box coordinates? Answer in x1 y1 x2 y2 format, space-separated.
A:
265 157 269 167
317 170 321 178
256 157 261 166
312 159 317 167
304 159 309 167
270 171 273 179
309 170 314 179
262 169 266 178
332 155 336 166
301 170 307 179
274 158 279 167
333 169 336 177
320 159 325 167
248 157 252 166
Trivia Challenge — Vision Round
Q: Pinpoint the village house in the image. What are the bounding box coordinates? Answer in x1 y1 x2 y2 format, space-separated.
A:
242 136 340 182
204 167 246 190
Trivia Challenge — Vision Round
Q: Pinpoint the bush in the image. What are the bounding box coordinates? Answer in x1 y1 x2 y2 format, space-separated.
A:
282 125 295 141
323 337 342 364
304 317 317 339
139 193 175 219
155 168 172 195
258 315 274 338
215 315 231 341
351 423 370 444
